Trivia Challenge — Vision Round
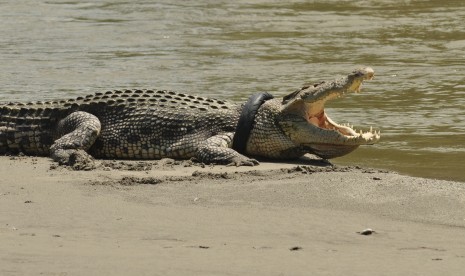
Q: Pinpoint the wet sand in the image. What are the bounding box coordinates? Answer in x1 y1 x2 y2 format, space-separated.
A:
1 155 465 275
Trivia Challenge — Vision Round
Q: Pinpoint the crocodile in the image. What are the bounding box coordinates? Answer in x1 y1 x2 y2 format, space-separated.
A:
0 67 379 169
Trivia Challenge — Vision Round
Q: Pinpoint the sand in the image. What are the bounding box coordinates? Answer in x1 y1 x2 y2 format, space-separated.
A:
1 155 465 276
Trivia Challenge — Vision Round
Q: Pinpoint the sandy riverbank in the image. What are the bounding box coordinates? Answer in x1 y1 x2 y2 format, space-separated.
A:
1 155 465 275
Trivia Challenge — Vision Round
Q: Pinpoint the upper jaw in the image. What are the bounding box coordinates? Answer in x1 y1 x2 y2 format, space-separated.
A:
300 67 375 105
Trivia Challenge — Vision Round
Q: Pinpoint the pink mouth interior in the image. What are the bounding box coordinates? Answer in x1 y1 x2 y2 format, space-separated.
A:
308 111 326 128
308 110 353 136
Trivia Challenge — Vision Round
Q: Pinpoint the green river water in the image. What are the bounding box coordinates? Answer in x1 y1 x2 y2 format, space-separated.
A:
1 1 464 181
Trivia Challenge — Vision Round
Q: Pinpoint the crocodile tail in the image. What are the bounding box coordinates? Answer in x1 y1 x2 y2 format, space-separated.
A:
0 108 8 153
0 127 6 153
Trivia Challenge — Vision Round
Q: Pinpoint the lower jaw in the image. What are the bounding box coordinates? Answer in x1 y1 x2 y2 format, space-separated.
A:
310 144 360 159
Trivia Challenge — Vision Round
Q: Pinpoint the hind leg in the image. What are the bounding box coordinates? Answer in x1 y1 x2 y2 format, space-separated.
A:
50 111 101 170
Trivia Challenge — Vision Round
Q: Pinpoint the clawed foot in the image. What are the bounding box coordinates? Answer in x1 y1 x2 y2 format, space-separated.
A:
226 157 259 167
51 149 96 171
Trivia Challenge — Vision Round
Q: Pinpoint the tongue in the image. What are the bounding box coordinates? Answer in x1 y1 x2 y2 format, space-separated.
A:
308 111 327 128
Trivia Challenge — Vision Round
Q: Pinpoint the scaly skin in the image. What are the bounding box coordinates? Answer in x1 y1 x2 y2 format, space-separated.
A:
0 67 380 168
248 67 379 159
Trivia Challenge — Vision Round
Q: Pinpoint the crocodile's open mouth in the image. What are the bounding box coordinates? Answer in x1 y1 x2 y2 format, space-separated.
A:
306 104 379 140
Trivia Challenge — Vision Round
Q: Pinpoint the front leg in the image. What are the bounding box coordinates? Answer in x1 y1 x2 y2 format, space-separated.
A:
196 133 259 166
50 111 101 170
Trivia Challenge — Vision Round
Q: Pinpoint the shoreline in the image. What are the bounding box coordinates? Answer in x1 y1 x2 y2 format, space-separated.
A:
1 155 465 275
